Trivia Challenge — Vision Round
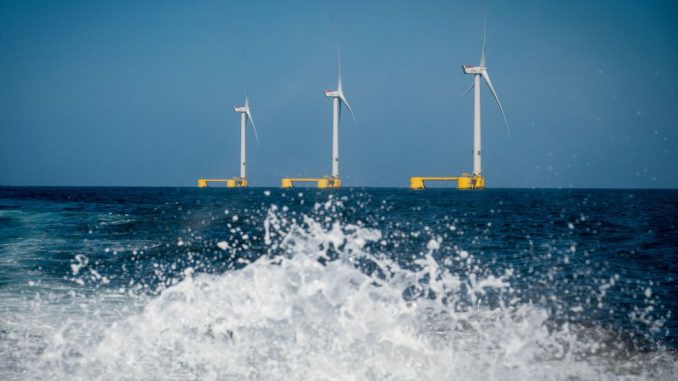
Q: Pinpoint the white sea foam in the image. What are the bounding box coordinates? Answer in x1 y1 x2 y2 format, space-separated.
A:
3 205 676 380
98 213 136 226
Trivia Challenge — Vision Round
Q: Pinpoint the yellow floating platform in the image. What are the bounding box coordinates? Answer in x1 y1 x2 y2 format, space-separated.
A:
409 174 484 190
281 177 341 189
197 178 248 188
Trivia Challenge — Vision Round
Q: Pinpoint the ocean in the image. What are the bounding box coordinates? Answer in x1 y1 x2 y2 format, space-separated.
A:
0 186 676 380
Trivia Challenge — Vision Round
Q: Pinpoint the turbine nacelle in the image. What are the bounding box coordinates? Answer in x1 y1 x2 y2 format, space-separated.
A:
324 90 340 98
462 65 485 74
233 95 258 145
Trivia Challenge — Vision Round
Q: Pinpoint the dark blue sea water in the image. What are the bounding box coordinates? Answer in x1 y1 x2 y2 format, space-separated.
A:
0 187 676 380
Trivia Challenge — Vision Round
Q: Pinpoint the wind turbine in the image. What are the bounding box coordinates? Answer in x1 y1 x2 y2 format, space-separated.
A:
462 15 509 178
408 14 509 190
280 41 356 189
323 42 356 181
233 87 259 182
197 53 259 188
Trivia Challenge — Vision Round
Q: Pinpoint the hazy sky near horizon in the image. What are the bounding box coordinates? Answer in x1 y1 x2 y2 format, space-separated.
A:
1 0 676 188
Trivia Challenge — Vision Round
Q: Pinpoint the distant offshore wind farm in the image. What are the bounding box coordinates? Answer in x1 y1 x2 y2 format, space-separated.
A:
198 14 508 190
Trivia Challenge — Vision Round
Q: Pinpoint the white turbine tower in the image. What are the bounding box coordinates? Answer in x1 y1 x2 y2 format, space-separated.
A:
233 87 258 180
324 43 356 180
462 16 509 177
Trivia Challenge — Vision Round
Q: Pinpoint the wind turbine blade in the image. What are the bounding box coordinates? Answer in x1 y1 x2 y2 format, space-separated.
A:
339 95 357 128
480 7 487 67
245 108 260 147
241 45 249 95
335 40 344 95
336 39 341 83
334 39 354 126
481 70 510 138
244 94 259 146
463 81 475 97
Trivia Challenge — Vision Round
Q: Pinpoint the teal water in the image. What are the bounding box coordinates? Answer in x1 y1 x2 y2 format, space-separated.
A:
0 187 676 380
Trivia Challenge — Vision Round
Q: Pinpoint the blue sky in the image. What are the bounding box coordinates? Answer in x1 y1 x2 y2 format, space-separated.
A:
0 0 676 187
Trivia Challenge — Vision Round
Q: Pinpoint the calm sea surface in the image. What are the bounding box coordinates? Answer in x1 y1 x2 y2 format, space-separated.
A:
0 187 676 380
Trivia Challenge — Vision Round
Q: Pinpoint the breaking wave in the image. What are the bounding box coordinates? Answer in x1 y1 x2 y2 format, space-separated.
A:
4 199 677 380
